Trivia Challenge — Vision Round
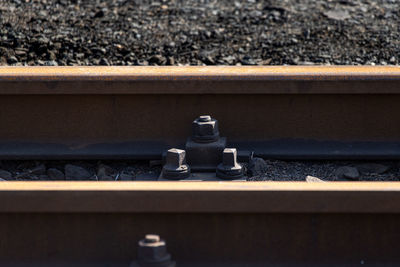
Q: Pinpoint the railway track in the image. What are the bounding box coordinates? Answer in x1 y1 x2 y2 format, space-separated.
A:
0 66 400 266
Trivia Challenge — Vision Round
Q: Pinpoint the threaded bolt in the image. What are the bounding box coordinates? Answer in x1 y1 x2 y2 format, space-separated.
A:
144 234 160 244
198 115 211 122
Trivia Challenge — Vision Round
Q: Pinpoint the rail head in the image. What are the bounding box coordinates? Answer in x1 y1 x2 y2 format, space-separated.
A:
0 181 399 191
0 181 399 214
0 66 400 94
0 66 400 81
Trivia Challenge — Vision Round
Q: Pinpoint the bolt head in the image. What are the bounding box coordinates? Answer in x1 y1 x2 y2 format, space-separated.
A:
216 148 244 179
165 148 186 167
222 148 238 167
162 148 191 179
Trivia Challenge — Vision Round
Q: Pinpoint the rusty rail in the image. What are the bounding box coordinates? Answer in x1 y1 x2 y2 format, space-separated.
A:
0 181 400 266
0 66 400 159
0 66 400 265
1 181 400 213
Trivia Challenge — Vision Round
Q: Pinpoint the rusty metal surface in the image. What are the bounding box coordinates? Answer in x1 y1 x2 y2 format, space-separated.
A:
0 66 399 94
1 213 400 266
0 94 398 159
0 94 398 141
1 66 400 81
0 182 400 265
1 181 400 213
0 66 399 159
1 66 400 265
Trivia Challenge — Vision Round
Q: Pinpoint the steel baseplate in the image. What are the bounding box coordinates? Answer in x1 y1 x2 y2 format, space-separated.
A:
185 137 227 172
159 172 246 182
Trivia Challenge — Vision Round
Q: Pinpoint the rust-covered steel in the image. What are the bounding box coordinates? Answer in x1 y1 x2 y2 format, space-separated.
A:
0 65 400 94
1 181 400 213
1 65 400 81
1 181 400 266
1 66 400 265
0 66 399 159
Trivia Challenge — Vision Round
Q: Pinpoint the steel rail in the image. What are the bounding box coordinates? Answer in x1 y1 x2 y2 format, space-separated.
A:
1 65 400 80
0 66 400 94
0 66 399 159
0 67 399 265
0 181 400 213
0 181 400 266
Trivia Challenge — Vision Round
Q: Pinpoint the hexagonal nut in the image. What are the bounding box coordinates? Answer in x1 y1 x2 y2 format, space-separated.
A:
138 239 170 262
192 116 219 142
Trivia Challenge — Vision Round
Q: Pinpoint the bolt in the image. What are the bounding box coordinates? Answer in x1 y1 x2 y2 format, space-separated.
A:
136 234 176 267
165 148 186 167
192 115 220 143
161 148 191 179
198 115 211 122
222 148 238 166
145 234 160 244
216 148 244 179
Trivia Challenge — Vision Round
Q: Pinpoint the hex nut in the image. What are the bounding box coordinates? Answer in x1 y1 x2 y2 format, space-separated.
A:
137 234 175 266
192 115 220 143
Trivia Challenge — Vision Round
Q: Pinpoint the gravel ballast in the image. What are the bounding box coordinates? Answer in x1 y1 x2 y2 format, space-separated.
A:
248 159 400 181
0 0 399 66
0 160 398 181
0 160 160 181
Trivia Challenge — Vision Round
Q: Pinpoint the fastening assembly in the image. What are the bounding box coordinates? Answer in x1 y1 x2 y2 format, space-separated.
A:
131 234 176 267
161 148 191 179
216 148 244 179
185 115 227 171
161 115 248 180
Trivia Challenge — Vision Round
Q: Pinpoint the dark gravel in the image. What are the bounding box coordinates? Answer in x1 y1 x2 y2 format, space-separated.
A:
0 160 160 181
0 159 398 181
0 0 399 66
248 160 400 181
